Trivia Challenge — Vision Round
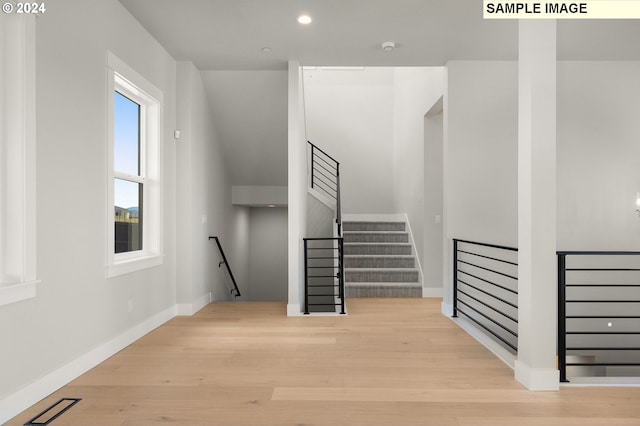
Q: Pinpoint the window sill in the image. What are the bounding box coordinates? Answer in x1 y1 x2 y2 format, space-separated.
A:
0 280 39 307
107 253 163 278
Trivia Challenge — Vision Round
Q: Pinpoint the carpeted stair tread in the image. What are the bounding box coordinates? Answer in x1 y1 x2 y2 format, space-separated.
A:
345 283 422 298
343 231 409 243
344 255 415 268
342 219 421 298
343 221 406 232
344 243 413 255
345 268 419 282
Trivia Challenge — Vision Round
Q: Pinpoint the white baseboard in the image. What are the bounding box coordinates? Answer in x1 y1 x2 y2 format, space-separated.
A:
514 360 559 391
0 305 177 424
452 316 516 369
177 292 211 316
422 287 443 298
441 301 454 317
287 303 302 316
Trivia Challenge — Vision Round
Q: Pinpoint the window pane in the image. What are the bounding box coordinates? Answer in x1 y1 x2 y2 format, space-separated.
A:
114 91 140 176
114 178 143 253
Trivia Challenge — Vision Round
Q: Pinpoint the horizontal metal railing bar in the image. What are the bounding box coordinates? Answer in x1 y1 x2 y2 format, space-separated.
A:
308 141 340 164
313 176 337 192
457 249 518 266
457 269 518 295
312 153 338 171
307 257 338 260
307 294 338 297
312 161 338 183
308 266 339 269
566 284 640 287
313 175 338 192
568 363 640 366
458 259 518 281
455 238 518 252
567 300 640 303
457 299 518 337
566 268 640 272
308 275 339 278
304 238 342 241
314 184 338 200
567 347 640 351
567 331 640 335
457 288 518 324
557 251 640 255
567 315 640 319
457 278 518 309
307 284 339 287
313 175 338 194
457 304 518 351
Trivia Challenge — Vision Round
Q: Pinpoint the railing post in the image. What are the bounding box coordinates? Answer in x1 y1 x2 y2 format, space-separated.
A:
304 239 309 315
336 163 341 237
557 253 568 382
310 143 315 190
453 239 458 318
339 238 345 314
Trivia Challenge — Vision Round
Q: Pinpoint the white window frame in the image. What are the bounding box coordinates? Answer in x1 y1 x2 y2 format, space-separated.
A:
106 52 163 278
0 12 38 306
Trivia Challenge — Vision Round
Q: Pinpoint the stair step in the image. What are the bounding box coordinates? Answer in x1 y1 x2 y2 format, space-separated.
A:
344 243 412 256
343 231 409 243
345 282 422 298
345 268 419 283
343 221 406 232
344 255 415 269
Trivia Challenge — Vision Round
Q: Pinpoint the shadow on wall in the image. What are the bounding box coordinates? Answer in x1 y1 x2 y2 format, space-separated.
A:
247 206 288 301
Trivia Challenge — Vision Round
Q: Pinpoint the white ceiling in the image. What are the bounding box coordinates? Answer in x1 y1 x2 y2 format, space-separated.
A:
118 0 640 70
118 0 640 186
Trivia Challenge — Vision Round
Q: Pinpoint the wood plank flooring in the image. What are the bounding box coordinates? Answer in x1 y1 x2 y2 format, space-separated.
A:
8 298 640 425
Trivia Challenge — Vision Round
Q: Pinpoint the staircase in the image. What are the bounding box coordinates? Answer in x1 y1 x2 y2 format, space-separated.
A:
343 220 422 298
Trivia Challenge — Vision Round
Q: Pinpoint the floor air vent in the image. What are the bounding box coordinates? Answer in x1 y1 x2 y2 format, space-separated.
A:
24 398 81 426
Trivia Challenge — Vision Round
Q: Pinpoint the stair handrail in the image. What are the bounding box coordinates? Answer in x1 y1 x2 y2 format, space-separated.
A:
209 236 241 297
308 141 342 237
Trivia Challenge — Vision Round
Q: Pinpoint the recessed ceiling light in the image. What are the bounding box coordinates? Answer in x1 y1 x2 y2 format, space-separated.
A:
297 14 312 25
260 47 272 53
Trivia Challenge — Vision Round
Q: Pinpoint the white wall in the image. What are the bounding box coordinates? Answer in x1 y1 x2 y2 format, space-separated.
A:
176 61 250 308
248 207 288 301
557 61 640 250
304 68 396 214
392 67 445 287
445 61 519 246
443 61 518 306
200 70 288 186
424 108 444 290
0 0 177 403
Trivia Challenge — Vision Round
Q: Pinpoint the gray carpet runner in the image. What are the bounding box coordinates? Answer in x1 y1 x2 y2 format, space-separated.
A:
343 220 422 298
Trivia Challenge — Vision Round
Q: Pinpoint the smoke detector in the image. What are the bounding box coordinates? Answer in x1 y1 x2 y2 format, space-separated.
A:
382 41 395 52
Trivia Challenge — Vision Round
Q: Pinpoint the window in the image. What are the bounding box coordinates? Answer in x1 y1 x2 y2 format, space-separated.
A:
107 52 163 277
0 13 38 306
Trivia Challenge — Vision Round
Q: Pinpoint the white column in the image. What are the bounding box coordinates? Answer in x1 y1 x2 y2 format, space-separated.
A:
287 60 307 315
516 19 559 391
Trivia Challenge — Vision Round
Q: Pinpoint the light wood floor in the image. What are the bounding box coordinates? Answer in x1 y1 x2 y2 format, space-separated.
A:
9 298 640 425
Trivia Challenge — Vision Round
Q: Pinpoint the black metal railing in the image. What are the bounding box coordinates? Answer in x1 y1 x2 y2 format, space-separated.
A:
453 239 519 353
209 236 241 297
308 141 342 236
304 237 345 314
557 251 640 382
